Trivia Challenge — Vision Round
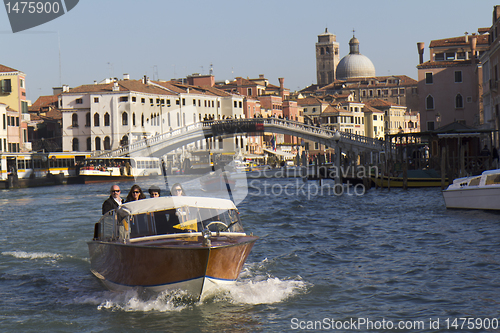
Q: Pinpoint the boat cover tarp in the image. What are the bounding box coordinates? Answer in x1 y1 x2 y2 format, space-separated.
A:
118 196 236 215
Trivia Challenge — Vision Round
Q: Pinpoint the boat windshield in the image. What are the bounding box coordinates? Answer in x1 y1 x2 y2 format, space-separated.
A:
485 174 500 185
124 206 244 239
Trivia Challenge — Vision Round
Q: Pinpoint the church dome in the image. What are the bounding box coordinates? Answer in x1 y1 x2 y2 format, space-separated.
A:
336 35 375 80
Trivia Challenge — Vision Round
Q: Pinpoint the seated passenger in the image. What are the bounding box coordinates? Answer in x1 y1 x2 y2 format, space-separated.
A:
102 184 122 215
125 184 146 202
148 185 161 198
171 183 186 196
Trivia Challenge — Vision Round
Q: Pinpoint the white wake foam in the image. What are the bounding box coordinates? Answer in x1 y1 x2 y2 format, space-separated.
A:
214 275 308 305
2 250 62 260
75 289 190 312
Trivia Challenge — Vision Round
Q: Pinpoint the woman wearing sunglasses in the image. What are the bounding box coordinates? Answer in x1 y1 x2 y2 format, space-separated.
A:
171 183 186 196
125 184 146 202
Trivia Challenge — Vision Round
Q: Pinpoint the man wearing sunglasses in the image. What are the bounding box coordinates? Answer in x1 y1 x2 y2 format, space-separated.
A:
102 184 123 215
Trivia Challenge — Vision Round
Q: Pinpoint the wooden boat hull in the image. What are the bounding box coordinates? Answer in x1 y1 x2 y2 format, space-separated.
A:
371 175 448 188
87 235 258 299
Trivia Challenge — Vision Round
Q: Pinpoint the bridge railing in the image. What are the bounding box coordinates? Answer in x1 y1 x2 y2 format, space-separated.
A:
203 118 384 150
92 122 205 158
93 118 385 158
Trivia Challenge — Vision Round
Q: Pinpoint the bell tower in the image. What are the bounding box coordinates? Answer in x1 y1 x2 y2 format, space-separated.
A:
316 28 339 86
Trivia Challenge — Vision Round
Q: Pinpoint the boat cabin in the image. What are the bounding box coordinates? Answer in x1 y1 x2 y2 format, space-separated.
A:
451 169 500 189
95 196 245 242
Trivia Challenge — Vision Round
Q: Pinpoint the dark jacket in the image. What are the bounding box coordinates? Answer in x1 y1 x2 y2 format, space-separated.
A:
102 196 122 215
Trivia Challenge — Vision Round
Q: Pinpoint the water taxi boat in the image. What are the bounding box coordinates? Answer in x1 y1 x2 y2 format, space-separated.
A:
442 168 500 210
88 196 258 300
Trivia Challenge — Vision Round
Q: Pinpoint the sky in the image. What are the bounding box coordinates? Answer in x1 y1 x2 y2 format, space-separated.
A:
1 0 499 103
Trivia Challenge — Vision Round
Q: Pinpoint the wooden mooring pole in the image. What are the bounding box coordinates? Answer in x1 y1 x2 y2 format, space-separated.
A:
441 146 446 190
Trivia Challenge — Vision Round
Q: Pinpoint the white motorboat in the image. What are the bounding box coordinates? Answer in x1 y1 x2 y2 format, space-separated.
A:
442 168 500 210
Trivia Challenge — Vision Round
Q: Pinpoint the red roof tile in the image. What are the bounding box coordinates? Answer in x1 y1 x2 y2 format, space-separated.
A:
429 34 489 48
0 64 18 72
365 98 403 108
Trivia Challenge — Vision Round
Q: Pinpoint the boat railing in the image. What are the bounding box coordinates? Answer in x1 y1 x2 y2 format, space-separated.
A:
128 231 248 243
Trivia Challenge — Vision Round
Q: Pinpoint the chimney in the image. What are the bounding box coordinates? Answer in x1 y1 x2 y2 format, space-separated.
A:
112 81 119 91
417 42 425 64
123 73 130 80
470 33 477 64
259 74 265 79
62 85 69 92
278 77 285 99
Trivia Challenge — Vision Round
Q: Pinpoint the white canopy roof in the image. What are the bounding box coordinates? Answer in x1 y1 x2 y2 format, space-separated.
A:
117 196 237 215
263 148 296 159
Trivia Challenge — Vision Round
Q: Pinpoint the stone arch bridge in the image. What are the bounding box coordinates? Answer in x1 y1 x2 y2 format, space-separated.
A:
93 118 385 162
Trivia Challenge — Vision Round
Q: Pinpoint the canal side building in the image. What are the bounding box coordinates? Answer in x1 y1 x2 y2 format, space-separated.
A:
416 29 488 131
480 5 500 148
60 75 246 154
0 64 30 153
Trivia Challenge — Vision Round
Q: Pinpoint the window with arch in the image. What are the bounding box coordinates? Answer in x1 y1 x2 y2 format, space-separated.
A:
426 95 434 110
85 112 91 127
132 112 136 126
177 113 180 127
325 47 330 54
86 137 91 151
104 113 110 126
141 113 145 127
122 112 128 126
320 47 324 55
455 94 463 108
94 113 100 127
72 138 79 151
95 137 101 150
104 136 111 150
168 113 171 127
121 135 129 146
72 113 78 127
193 113 196 123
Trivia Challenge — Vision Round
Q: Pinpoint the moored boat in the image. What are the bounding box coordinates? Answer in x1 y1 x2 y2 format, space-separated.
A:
442 168 500 210
0 152 89 189
78 156 162 183
88 196 258 300
371 169 448 188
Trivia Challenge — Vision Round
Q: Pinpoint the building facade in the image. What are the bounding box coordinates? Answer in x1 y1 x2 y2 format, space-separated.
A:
417 29 488 131
480 5 500 147
0 64 29 152
61 76 245 154
365 99 407 135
